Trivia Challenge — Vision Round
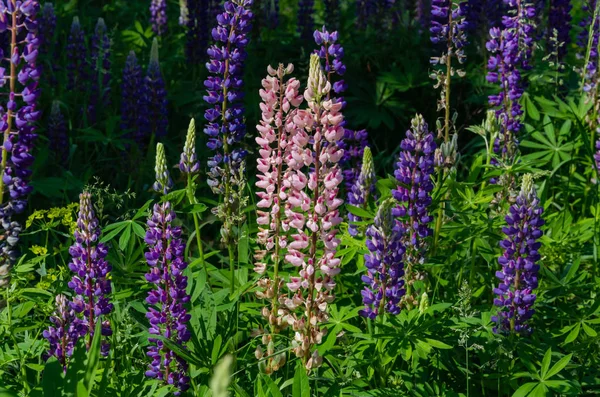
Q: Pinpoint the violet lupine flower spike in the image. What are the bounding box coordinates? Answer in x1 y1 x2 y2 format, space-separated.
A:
430 0 468 143
548 0 572 61
297 0 314 40
88 18 111 125
264 0 279 29
184 0 210 63
203 0 253 248
150 0 168 36
340 129 369 192
139 38 168 145
284 54 344 371
38 3 55 55
0 0 41 288
48 101 69 165
66 16 87 93
67 192 113 353
121 51 143 145
144 201 191 394
254 63 303 374
359 198 406 319
347 146 377 237
392 115 436 308
153 143 173 195
492 174 544 335
43 294 86 369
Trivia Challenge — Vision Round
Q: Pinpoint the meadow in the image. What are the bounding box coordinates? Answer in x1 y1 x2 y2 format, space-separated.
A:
0 0 599 396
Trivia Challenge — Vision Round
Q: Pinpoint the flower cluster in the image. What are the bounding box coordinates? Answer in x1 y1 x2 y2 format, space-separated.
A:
360 198 406 319
66 16 87 93
154 143 173 195
356 0 396 29
150 0 168 36
144 201 191 394
347 147 376 236
48 101 68 165
492 175 544 335
88 18 111 125
38 2 55 55
0 0 41 288
121 51 143 144
548 0 572 61
314 27 347 98
179 118 200 174
43 294 86 368
184 0 210 63
392 115 436 307
139 38 168 144
283 54 344 370
297 0 314 40
503 0 536 69
339 128 368 191
67 192 113 354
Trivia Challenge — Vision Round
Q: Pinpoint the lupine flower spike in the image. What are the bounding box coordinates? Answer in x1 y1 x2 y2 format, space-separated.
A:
284 54 344 371
121 51 143 145
0 1 41 288
184 0 210 63
492 175 544 335
150 0 168 36
348 147 377 236
67 192 113 354
360 198 406 319
139 38 168 145
39 3 56 55
153 143 173 195
48 101 69 165
43 294 86 369
254 63 303 374
66 16 87 93
88 18 111 124
392 115 436 308
144 201 191 394
204 0 253 247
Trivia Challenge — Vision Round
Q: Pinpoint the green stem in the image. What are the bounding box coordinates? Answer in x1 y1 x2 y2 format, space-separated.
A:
186 175 205 274
228 244 235 296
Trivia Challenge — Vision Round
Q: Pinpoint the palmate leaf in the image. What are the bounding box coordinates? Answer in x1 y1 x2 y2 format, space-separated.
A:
520 116 576 169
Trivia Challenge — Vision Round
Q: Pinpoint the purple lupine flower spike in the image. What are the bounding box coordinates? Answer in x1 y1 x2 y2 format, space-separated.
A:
88 18 111 125
38 3 56 55
150 0 168 36
548 0 572 60
348 147 377 237
360 198 406 319
297 0 314 40
313 26 347 98
264 0 279 28
392 115 436 307
67 192 113 355
48 101 69 165
43 294 86 369
184 0 210 63
179 118 200 174
340 129 369 192
153 143 173 195
121 51 143 143
492 175 544 335
144 201 191 394
204 0 253 192
0 0 41 288
66 17 87 93
595 140 600 175
139 38 168 145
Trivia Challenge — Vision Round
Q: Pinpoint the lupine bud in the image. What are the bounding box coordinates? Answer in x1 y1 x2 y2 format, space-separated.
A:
179 118 200 174
348 146 377 236
359 198 406 319
144 202 191 393
67 192 113 355
492 175 544 335
139 38 168 145
153 143 173 195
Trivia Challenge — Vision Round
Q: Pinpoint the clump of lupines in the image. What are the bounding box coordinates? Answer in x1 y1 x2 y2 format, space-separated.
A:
284 54 344 370
139 38 168 145
67 192 113 354
486 0 536 163
429 0 468 142
392 115 436 307
548 0 572 61
144 200 191 393
359 198 406 319
253 63 303 373
492 175 544 335
204 0 253 245
297 0 314 40
0 0 41 288
66 16 87 93
121 51 143 144
150 0 168 36
43 295 86 368
38 3 55 54
184 0 209 63
48 101 68 165
347 147 377 236
153 143 173 195
88 18 111 125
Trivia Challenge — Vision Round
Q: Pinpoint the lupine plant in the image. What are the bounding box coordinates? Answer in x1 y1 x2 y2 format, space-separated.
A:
139 38 168 145
0 0 41 288
66 16 86 93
